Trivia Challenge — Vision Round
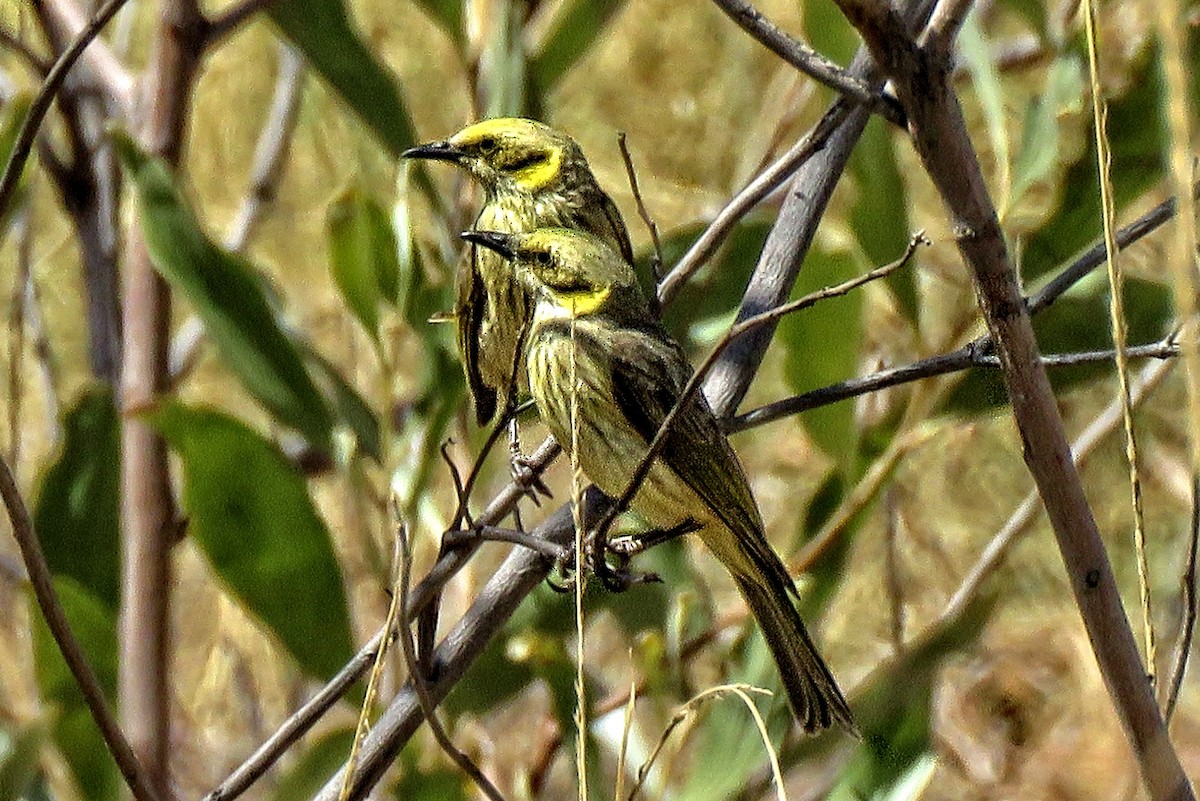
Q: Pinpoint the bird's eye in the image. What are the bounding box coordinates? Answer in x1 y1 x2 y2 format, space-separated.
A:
534 250 553 266
476 136 498 154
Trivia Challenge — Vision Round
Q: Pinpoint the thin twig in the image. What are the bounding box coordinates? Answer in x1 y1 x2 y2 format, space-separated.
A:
709 0 903 125
0 0 131 222
225 42 304 253
203 439 563 801
732 181 1193 432
626 685 781 801
30 0 134 107
22 252 62 442
6 207 30 468
616 132 663 281
937 351 1177 629
596 233 924 541
0 26 50 75
1083 0 1155 686
396 518 509 801
656 106 851 306
0 454 162 801
1165 474 1199 724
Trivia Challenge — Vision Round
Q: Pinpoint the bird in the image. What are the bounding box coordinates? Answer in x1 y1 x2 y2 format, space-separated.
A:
460 226 855 734
403 118 633 427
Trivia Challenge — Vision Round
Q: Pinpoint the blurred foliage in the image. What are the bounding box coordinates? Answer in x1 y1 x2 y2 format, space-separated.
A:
0 0 1194 799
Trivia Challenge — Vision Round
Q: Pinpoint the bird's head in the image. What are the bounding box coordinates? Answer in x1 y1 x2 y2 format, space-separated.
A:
461 228 643 319
404 118 584 195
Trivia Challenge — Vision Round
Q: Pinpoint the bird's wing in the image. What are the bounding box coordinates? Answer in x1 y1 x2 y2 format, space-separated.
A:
461 246 497 425
596 190 634 265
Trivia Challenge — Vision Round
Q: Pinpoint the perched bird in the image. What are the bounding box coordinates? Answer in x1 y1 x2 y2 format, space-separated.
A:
404 118 633 426
461 227 855 733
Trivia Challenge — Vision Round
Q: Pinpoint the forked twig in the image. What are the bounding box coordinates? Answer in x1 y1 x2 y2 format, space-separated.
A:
395 517 509 801
617 132 663 281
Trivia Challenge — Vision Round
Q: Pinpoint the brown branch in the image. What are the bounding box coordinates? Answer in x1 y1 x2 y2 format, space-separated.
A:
616 132 663 281
0 454 162 801
709 0 904 125
119 0 206 795
1165 474 1199 724
395 523 509 801
834 2 1193 798
732 183 1192 431
0 26 50 75
29 0 134 107
0 0 131 223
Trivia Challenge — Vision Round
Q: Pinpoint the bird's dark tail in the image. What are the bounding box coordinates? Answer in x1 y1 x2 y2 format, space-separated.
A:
732 568 855 733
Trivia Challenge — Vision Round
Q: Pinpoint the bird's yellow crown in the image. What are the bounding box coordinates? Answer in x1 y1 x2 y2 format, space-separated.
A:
445 118 574 192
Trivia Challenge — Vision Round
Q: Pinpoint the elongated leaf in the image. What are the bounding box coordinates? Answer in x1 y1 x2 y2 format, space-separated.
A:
778 247 863 463
327 187 401 340
410 0 463 42
268 0 416 156
849 118 917 321
30 578 121 801
1021 39 1197 279
113 134 335 450
529 0 626 92
960 10 1010 211
151 403 354 679
0 94 33 232
299 343 383 462
1009 56 1084 212
33 388 121 609
0 724 45 801
802 0 859 65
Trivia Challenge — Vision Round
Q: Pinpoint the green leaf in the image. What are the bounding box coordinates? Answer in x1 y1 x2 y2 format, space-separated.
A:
394 742 470 801
327 187 402 340
150 403 354 680
30 579 121 801
410 0 463 42
778 247 863 463
33 388 121 609
959 10 1010 212
0 724 46 801
849 117 917 321
655 218 774 348
267 0 416 156
113 134 335 449
529 0 626 93
300 344 383 462
676 641 792 801
269 728 356 801
802 0 859 65
1021 39 1194 279
1009 55 1084 213
0 93 33 232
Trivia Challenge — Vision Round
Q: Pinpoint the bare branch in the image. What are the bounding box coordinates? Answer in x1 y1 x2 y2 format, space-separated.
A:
30 0 134 108
0 0 131 223
0 25 50 75
836 1 1193 796
225 42 304 254
396 522 509 801
710 0 903 125
732 184 1192 432
1165 474 1199 724
0 454 162 801
616 132 663 282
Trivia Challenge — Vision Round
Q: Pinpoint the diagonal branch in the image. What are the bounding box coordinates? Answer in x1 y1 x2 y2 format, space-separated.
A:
0 454 161 801
833 1 1194 798
710 0 904 125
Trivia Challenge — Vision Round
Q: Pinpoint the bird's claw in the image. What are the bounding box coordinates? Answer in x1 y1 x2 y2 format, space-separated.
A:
510 454 553 506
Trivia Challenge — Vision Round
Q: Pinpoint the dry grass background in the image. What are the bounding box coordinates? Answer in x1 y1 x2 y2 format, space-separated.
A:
1 0 1199 798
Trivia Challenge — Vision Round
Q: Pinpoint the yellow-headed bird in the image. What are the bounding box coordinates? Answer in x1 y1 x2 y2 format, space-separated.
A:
461 227 854 733
404 118 633 426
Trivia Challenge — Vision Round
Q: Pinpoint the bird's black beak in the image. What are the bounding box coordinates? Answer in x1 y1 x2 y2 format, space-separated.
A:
461 230 517 260
402 140 466 162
